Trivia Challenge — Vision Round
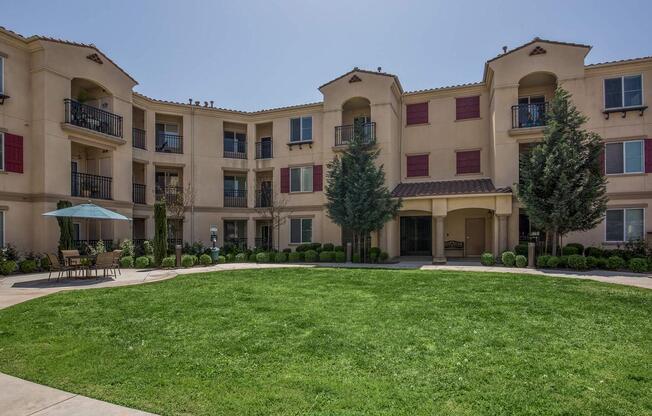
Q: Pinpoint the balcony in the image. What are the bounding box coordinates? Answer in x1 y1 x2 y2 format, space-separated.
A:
155 185 183 205
224 149 247 159
71 172 112 200
255 188 273 208
255 140 273 159
335 122 376 147
133 183 146 204
72 239 115 252
133 128 146 150
512 102 549 129
224 189 247 208
156 133 183 154
64 99 123 138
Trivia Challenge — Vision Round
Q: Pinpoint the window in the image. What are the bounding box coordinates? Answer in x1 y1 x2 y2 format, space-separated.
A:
290 116 312 142
456 96 480 120
224 175 246 191
290 166 313 192
605 140 644 174
604 75 642 109
406 154 428 177
0 132 4 171
406 102 428 125
224 131 246 155
0 57 4 95
456 150 481 174
290 218 312 244
606 208 644 242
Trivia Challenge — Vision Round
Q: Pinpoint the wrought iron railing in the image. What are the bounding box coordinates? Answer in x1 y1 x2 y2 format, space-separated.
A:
155 186 183 205
132 127 146 149
335 122 375 146
224 150 247 159
72 239 115 252
71 171 112 200
167 238 183 247
255 140 273 159
132 238 147 248
224 189 247 208
64 99 123 138
255 189 272 207
133 183 146 204
255 237 273 250
225 237 248 250
512 102 549 129
156 132 183 153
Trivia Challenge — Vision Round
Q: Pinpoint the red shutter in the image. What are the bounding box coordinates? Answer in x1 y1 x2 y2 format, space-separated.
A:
406 155 429 177
456 150 481 174
280 167 289 193
645 139 652 173
313 165 323 192
4 133 23 173
406 102 428 125
456 96 480 120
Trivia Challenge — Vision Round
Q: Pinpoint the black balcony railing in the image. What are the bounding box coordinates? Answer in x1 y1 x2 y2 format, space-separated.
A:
255 237 273 250
335 122 376 147
156 133 183 153
64 99 123 138
133 183 146 204
71 171 112 200
224 150 247 159
155 186 183 205
255 189 273 207
133 128 146 149
255 140 273 159
512 102 549 129
224 189 247 208
72 239 115 252
225 237 248 250
168 238 183 247
132 238 147 248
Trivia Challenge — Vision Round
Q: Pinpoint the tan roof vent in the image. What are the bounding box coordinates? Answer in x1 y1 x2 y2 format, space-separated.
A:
86 53 103 64
530 46 547 56
349 74 362 83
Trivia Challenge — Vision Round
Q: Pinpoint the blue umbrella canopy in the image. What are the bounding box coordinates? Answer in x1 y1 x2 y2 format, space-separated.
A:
43 203 130 221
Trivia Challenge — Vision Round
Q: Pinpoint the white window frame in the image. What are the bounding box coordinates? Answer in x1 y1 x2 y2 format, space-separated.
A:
289 166 313 193
0 132 4 171
290 218 312 244
605 139 644 175
289 116 313 143
603 74 643 110
605 207 645 243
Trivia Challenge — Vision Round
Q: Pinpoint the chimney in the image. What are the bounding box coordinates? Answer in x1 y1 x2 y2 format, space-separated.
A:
502 46 508 54
210 101 214 108
188 98 193 105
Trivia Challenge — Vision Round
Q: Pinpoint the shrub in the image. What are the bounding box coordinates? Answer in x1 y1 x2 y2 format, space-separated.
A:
277 252 289 263
369 251 379 263
628 257 648 273
248 253 257 262
546 256 560 268
181 255 194 268
288 252 302 262
369 247 381 257
558 256 569 268
335 251 346 263
501 251 516 267
283 248 292 254
256 252 270 263
515 255 527 268
565 243 585 255
584 246 603 258
351 253 361 263
199 254 212 266
561 246 579 256
40 255 51 271
190 255 199 266
319 251 335 262
379 252 389 262
147 255 155 268
235 253 247 262
304 250 318 262
119 239 135 258
135 256 150 268
19 259 37 274
216 255 226 264
536 255 550 268
309 243 322 252
1 260 17 275
480 252 496 266
585 256 598 269
334 245 345 252
225 253 235 263
567 254 587 270
295 244 310 253
607 256 625 270
322 243 334 252
514 244 528 256
596 257 609 269
161 256 176 268
119 256 134 268
142 240 154 256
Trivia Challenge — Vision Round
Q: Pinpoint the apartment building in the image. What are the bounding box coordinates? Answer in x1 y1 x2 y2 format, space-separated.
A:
0 26 650 262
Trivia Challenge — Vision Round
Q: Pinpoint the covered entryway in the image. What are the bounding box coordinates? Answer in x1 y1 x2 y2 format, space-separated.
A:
400 216 432 256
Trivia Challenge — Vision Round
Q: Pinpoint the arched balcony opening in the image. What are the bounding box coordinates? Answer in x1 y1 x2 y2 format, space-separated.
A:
335 97 375 146
512 72 557 129
65 78 122 138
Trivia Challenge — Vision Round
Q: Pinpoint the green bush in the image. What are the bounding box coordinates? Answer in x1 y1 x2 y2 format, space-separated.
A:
369 247 381 258
585 256 598 269
566 243 585 256
146 255 155 267
1 261 17 275
536 255 550 268
309 243 322 252
199 254 212 266
335 251 346 263
561 246 579 256
322 243 334 252
319 251 335 262
501 251 516 267
567 254 587 270
119 239 135 258
119 256 134 268
352 253 361 263
274 252 288 263
190 255 199 266
584 246 603 258
19 259 37 274
216 255 226 264
607 256 625 270
247 253 257 262
334 245 345 252
235 253 247 262
288 252 302 262
225 253 235 263
514 244 528 256
40 256 51 271
304 250 318 262
282 248 291 254
369 252 379 263
181 255 194 268
595 257 608 269
480 252 495 266
379 252 389 262
515 255 527 268
256 252 270 263
558 256 569 268
546 256 560 268
135 256 150 268
295 244 310 252
628 257 648 273
161 256 176 268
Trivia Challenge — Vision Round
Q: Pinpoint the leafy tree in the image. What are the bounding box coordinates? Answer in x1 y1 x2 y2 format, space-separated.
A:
153 200 168 265
325 120 402 260
518 87 607 255
56 200 74 251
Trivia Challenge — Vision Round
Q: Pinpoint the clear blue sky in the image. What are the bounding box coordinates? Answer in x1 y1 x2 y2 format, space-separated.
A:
4 0 651 111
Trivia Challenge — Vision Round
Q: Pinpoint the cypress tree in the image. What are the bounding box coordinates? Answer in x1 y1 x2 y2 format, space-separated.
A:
153 200 168 265
56 200 74 251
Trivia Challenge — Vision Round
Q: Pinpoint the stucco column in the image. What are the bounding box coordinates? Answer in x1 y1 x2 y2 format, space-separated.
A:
385 217 399 258
432 215 446 264
246 169 256 208
247 217 256 249
498 214 508 254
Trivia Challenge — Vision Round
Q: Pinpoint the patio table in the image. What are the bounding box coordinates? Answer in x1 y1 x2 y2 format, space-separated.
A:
65 255 96 278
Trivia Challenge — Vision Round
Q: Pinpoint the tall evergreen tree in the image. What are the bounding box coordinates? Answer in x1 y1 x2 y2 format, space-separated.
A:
325 120 402 259
153 200 168 265
56 200 74 251
518 87 607 254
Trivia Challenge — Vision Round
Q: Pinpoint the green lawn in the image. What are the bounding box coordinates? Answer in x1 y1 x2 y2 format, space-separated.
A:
0 268 650 415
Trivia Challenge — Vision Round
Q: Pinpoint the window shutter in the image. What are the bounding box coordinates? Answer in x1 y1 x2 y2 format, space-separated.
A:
456 96 480 120
645 139 652 173
456 150 481 174
406 155 429 177
280 167 289 193
406 102 428 125
5 133 24 173
313 165 323 192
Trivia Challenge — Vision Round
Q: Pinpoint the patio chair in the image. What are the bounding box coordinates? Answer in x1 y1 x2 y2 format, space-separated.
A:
90 252 116 277
46 253 73 281
61 249 82 277
112 250 122 275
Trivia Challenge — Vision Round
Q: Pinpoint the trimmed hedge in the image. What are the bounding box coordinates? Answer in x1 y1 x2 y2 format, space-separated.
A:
546 256 560 268
334 245 345 252
256 252 270 263
351 253 361 263
322 243 334 252
135 256 150 268
536 255 550 268
480 252 495 266
561 246 579 256
161 256 176 268
119 256 134 268
558 256 569 268
515 255 527 268
235 253 247 262
514 244 528 256
501 251 516 267
319 251 335 262
19 259 38 274
216 255 226 264
304 250 318 262
274 252 288 263
607 256 625 270
1 261 17 275
585 256 598 269
584 246 603 257
288 252 302 262
596 257 608 269
199 254 212 266
379 252 389 262
181 255 194 268
225 253 235 263
248 253 258 262
567 254 587 270
335 251 346 263
565 243 585 255
628 257 647 273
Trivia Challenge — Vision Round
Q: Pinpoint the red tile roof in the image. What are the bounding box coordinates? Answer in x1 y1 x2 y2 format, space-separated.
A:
391 179 511 198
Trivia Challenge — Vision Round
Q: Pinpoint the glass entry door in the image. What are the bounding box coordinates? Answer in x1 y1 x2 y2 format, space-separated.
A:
400 216 432 256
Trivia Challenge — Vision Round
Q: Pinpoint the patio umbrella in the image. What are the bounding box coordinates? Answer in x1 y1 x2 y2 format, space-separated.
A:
42 202 131 246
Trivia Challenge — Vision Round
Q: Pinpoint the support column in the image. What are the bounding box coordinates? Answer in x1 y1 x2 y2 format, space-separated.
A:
432 215 446 264
247 169 256 208
498 214 508 254
247 217 256 249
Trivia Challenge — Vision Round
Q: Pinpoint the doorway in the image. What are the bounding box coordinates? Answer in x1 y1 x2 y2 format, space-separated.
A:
465 218 485 256
400 216 432 256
